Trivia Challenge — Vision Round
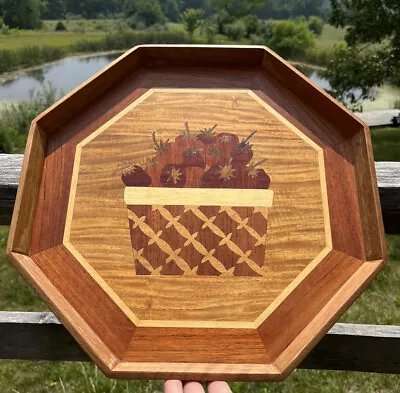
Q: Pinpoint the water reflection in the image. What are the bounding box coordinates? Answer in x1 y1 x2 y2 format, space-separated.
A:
0 53 121 101
0 53 399 111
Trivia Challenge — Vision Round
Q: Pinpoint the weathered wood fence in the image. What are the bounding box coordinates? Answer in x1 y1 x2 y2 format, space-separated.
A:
1 153 400 374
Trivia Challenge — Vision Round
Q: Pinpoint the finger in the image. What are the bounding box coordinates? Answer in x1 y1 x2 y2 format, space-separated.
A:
164 380 183 393
207 381 233 393
183 381 205 393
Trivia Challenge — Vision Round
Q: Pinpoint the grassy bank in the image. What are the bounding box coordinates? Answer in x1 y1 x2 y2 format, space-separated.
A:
371 127 400 161
0 31 105 50
0 20 345 75
0 30 187 74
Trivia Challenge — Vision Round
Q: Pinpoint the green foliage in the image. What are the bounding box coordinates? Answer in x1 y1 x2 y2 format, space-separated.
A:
223 19 246 41
268 19 316 59
370 127 400 162
326 42 387 111
307 15 324 36
1 23 9 35
201 18 218 43
257 0 330 20
328 0 400 106
240 14 262 38
0 83 61 153
123 0 166 28
212 0 268 18
72 30 187 52
0 45 66 73
55 20 67 31
43 0 67 19
66 0 121 19
211 9 233 34
302 47 332 67
160 0 180 22
179 8 203 37
2 0 44 29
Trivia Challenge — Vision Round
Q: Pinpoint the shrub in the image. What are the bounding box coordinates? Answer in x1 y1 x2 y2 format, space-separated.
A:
124 0 166 28
179 8 203 38
259 20 274 41
0 46 66 73
212 10 233 35
250 34 265 45
0 83 61 153
268 20 315 59
240 14 261 38
303 47 333 66
202 19 218 44
308 16 324 36
223 20 246 41
55 21 67 31
1 24 9 35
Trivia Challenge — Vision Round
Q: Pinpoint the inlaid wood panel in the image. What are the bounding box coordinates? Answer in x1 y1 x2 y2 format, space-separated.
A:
7 45 387 381
65 89 328 324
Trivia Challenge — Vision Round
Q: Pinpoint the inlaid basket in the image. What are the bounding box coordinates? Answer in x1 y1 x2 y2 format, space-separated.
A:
124 187 274 277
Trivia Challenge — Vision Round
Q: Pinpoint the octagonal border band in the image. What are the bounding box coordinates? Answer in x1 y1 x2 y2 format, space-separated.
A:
62 88 332 329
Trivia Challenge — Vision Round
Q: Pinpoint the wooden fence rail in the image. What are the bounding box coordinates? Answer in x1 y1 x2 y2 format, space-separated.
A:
1 153 400 374
0 311 399 374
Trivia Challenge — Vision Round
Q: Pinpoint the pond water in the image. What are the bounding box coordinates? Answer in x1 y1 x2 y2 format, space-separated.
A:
1 53 399 112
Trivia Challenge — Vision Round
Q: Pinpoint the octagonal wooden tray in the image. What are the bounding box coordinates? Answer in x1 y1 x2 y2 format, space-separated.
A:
7 45 386 381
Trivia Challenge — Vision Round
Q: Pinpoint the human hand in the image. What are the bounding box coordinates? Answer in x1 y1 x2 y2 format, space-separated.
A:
164 380 233 393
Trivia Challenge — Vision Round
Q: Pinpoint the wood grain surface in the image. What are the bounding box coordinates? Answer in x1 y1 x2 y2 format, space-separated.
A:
5 46 387 381
65 89 327 324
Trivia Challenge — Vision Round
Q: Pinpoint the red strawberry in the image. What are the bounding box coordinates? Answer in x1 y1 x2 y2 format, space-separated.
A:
247 159 270 189
216 133 239 164
205 145 223 167
231 130 256 165
121 165 152 187
201 165 223 188
185 167 204 188
197 124 218 145
183 146 206 168
230 162 250 189
175 122 204 164
160 164 186 188
201 162 236 188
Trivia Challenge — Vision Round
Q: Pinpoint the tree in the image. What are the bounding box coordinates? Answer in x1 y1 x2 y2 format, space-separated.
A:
223 19 246 40
307 16 324 36
124 0 166 28
160 0 180 22
212 0 268 18
325 43 387 111
268 19 315 59
327 0 400 107
44 0 67 19
180 8 203 38
257 0 330 20
2 0 45 29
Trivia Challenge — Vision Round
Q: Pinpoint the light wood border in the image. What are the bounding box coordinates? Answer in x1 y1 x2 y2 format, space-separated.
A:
124 187 274 207
63 87 331 329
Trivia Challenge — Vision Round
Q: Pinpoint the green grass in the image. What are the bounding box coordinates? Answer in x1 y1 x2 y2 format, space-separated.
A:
371 127 400 162
0 31 105 50
315 24 345 50
42 19 126 33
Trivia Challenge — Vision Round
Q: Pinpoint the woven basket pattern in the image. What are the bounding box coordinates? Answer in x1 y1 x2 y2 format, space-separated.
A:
127 204 269 277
